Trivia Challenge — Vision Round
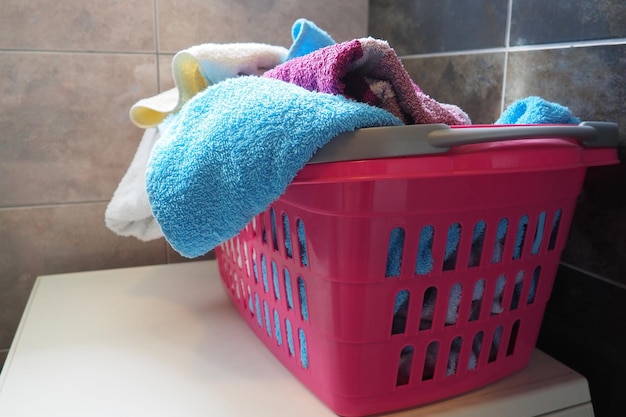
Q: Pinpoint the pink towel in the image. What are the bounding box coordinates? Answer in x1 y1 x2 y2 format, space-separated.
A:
264 37 470 125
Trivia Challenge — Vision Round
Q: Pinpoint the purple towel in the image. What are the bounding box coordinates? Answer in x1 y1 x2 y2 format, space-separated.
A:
264 37 471 125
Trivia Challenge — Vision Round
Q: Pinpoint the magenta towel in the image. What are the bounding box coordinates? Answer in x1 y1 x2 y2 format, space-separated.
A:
264 37 470 125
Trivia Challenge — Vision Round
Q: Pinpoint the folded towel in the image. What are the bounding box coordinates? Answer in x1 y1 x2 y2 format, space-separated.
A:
287 18 336 60
129 43 288 128
495 96 580 125
146 76 402 257
264 37 471 125
105 127 163 241
128 88 180 129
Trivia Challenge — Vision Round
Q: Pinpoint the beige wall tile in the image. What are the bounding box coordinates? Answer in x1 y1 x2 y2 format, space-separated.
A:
157 0 368 53
158 54 176 91
166 245 215 263
0 52 158 207
0 203 167 348
0 0 155 52
0 0 370 360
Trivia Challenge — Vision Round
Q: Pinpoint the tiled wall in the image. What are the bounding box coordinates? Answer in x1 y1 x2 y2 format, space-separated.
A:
0 0 368 369
369 1 626 416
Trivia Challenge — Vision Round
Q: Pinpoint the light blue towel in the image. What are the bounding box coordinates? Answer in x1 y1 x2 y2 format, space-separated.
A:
286 18 336 60
496 96 580 125
146 76 401 258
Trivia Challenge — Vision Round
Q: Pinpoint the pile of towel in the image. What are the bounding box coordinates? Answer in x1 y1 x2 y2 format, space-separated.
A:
106 18 472 253
106 18 580 260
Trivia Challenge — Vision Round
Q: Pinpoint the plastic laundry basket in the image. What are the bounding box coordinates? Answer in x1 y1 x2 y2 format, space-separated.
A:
215 121 620 416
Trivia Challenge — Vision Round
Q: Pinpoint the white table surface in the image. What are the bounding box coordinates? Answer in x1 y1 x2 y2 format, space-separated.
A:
0 261 593 417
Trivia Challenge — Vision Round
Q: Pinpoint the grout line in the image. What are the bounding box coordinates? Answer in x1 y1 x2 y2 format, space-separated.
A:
0 48 155 55
398 37 626 60
153 0 161 92
560 262 626 291
2 40 625 59
501 0 514 114
399 47 507 60
0 200 110 211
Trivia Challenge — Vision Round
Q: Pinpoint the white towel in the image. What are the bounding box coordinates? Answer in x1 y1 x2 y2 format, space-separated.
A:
129 43 288 128
105 126 163 241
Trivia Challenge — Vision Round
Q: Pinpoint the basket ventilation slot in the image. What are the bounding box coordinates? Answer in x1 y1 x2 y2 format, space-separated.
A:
252 249 258 284
447 336 463 376
390 269 540 339
531 212 547 254
248 283 309 369
298 276 309 321
284 318 294 355
385 227 405 277
415 225 434 275
392 290 409 335
397 346 414 386
419 287 437 331
297 219 309 267
488 326 504 363
261 254 269 293
422 341 440 381
270 208 278 251
254 293 262 327
548 209 562 250
469 220 486 267
272 261 280 301
282 212 293 259
299 328 309 369
380 210 562 277
492 218 509 263
443 223 461 271
274 309 283 346
284 268 294 310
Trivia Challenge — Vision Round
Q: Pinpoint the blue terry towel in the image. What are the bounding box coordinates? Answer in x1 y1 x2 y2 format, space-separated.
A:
495 96 580 125
286 18 336 60
146 76 401 258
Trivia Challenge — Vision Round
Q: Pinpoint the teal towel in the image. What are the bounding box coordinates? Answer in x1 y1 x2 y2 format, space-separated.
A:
287 18 336 60
146 76 401 258
496 96 580 125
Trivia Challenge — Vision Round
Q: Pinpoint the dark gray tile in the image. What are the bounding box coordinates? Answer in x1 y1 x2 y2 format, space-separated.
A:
369 0 508 55
0 203 167 348
505 45 626 136
403 53 505 124
504 45 626 284
511 0 626 46
562 161 626 285
537 264 626 416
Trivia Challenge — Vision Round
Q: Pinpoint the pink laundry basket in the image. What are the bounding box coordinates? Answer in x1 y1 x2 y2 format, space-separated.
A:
215 122 619 416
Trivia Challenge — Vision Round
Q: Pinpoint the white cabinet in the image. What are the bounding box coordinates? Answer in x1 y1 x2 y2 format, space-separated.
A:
0 261 593 417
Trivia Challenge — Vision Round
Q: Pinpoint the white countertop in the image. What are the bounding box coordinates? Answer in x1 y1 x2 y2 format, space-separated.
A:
0 261 593 417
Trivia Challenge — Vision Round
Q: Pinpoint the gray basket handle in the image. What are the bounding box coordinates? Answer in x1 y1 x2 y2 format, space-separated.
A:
309 121 620 164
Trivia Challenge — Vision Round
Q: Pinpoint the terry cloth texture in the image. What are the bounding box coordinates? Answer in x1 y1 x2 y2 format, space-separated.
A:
287 18 336 60
129 43 288 128
496 96 580 125
146 76 401 258
264 37 471 125
105 126 163 241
